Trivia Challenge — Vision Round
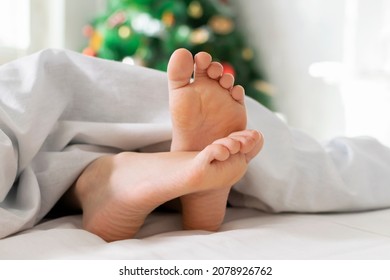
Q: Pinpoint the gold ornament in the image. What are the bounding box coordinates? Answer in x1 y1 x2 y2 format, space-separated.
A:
253 80 275 96
162 11 175 27
118 25 132 39
208 15 234 35
242 47 254 61
190 28 210 45
188 1 203 19
90 31 103 51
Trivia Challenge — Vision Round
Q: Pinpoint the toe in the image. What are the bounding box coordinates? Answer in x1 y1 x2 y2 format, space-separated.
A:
245 131 264 162
219 73 235 89
207 62 223 79
194 51 212 79
168 48 194 90
229 130 263 155
198 143 231 164
212 137 241 154
231 85 245 105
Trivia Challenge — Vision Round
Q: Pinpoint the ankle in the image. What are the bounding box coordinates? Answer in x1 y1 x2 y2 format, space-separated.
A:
69 156 110 211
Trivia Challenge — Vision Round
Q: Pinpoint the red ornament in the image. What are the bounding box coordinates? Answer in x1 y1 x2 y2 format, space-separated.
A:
221 62 235 77
108 11 126 28
82 47 96 57
82 25 94 38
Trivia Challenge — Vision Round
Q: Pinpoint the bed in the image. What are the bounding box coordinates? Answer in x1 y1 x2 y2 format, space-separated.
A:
1 49 390 262
1 207 390 259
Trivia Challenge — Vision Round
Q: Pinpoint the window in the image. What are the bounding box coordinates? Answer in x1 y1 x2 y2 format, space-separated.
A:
1 0 107 64
0 0 30 63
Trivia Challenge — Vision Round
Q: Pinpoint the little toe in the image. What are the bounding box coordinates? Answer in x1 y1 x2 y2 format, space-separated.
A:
231 85 245 105
207 62 223 80
168 48 194 90
194 52 212 79
219 73 235 89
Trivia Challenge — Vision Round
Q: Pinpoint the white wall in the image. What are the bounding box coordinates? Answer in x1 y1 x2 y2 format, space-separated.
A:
232 0 347 141
232 0 390 145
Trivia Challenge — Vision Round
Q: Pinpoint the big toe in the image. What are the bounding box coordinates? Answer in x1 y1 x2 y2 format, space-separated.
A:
168 48 194 90
228 130 264 162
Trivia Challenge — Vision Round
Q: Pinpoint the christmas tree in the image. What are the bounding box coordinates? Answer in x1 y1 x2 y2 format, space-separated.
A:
82 0 273 108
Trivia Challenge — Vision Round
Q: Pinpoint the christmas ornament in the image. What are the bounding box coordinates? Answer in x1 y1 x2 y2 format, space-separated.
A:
118 25 132 39
82 46 96 57
190 27 210 45
221 62 235 76
241 47 254 61
253 80 275 96
155 0 187 25
82 25 94 38
208 15 234 35
188 1 203 19
162 11 175 27
108 11 127 28
90 31 103 51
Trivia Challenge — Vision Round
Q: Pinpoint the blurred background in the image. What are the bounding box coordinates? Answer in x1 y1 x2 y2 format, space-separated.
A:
1 0 390 146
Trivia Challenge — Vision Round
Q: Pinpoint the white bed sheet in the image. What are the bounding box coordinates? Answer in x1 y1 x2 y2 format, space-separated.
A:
1 207 390 260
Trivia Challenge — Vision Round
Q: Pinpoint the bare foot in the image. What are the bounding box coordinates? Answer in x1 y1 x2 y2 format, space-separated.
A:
168 48 262 231
168 48 247 151
181 130 263 230
67 132 259 242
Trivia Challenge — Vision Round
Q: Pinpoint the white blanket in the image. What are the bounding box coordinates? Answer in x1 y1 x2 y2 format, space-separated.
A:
1 49 390 240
